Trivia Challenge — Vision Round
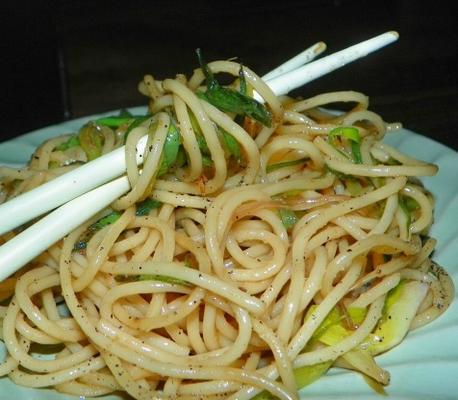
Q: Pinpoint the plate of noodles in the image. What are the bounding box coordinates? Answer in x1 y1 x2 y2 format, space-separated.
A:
0 56 457 400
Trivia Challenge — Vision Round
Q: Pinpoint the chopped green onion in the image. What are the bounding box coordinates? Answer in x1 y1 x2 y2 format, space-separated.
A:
403 196 420 212
175 147 188 168
252 361 332 400
202 155 213 167
196 132 209 155
279 208 297 230
78 123 104 161
221 128 242 161
73 211 122 251
95 108 145 128
89 211 122 231
266 157 309 173
239 64 247 95
329 126 361 143
305 306 343 343
135 198 162 216
55 135 80 151
347 306 367 325
196 49 272 127
345 179 364 196
157 121 182 176
293 361 333 389
328 126 362 164
398 196 412 233
366 280 428 355
189 110 210 155
363 375 388 396
95 116 134 127
138 274 191 286
124 115 152 142
351 141 363 164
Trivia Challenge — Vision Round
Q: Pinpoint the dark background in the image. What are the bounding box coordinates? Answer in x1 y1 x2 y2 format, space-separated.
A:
2 0 457 149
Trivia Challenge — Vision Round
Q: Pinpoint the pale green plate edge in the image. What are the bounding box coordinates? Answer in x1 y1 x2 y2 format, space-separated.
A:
1 109 457 399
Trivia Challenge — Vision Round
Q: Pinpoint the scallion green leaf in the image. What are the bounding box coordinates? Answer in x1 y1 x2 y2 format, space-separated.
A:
279 208 297 229
135 199 162 216
202 155 213 167
157 121 182 176
346 179 364 196
221 129 242 161
78 123 104 161
89 211 122 231
266 157 309 173
329 126 362 164
189 110 210 154
175 147 188 168
124 115 152 142
398 196 412 233
73 211 122 251
239 64 247 95
196 49 272 127
55 135 80 151
137 274 191 286
403 196 420 212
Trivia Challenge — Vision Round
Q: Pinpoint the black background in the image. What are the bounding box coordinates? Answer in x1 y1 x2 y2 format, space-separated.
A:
2 0 457 149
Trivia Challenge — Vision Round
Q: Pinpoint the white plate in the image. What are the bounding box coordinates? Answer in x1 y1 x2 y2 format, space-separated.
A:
1 109 457 399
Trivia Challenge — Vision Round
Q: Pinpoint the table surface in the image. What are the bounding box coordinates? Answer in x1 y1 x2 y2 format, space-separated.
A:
2 0 457 150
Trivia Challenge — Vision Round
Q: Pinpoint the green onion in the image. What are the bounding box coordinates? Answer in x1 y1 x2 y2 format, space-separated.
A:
221 128 242 161
403 196 420 212
93 111 151 142
55 135 80 151
90 211 122 231
293 361 333 389
189 110 210 155
196 49 272 127
175 147 188 168
95 116 135 128
157 121 182 177
238 64 247 95
202 155 213 167
252 361 332 400
279 208 297 230
78 123 104 161
345 179 364 196
137 274 191 286
95 108 145 128
347 306 367 325
135 199 162 216
124 115 152 142
398 196 412 233
367 280 428 355
328 126 362 164
266 157 308 173
305 306 343 342
196 132 209 155
73 211 122 251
